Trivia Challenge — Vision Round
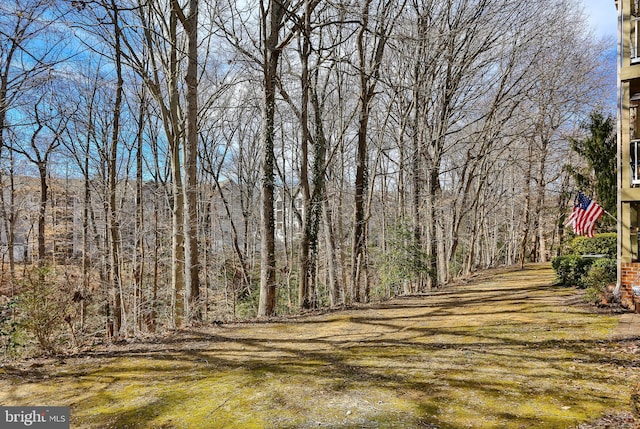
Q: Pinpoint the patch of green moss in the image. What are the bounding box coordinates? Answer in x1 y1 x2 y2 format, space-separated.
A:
0 265 635 428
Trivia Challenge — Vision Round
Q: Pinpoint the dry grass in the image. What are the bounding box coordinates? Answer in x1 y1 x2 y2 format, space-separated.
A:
1 264 638 428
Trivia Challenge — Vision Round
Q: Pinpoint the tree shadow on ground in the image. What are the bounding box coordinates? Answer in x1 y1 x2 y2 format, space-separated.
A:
0 264 636 428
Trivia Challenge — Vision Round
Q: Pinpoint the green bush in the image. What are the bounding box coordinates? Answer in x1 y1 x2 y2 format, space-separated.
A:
552 233 617 289
378 220 432 299
0 297 21 359
569 233 616 257
582 258 617 304
551 255 595 287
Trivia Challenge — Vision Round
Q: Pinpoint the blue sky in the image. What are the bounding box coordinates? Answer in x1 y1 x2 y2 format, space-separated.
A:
581 1 618 114
585 0 618 39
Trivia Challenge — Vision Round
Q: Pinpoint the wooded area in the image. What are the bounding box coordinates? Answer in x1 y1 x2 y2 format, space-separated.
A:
0 0 614 349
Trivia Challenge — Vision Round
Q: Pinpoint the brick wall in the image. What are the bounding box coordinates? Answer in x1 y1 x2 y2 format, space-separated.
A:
621 262 640 309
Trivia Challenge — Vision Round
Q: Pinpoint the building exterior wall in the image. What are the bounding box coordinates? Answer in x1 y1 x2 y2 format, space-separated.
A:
621 263 640 308
618 0 640 309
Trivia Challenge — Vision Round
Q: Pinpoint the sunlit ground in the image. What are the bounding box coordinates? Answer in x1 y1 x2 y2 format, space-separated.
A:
1 264 637 428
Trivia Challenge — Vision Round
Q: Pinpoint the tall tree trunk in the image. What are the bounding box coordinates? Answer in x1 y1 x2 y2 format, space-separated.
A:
297 2 324 309
298 0 313 310
532 139 548 263
82 151 90 330
351 0 400 301
411 66 424 294
108 0 124 336
351 0 371 303
37 163 47 266
151 194 159 332
0 150 17 283
0 17 16 284
258 0 287 317
519 142 534 269
180 0 201 322
323 196 339 307
134 91 145 333
300 85 328 309
168 5 185 328
426 166 440 288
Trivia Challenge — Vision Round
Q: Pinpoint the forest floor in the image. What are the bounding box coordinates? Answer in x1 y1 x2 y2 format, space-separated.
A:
1 264 640 428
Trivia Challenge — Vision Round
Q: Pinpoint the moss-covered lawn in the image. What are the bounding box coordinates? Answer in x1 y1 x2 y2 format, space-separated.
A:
1 264 638 428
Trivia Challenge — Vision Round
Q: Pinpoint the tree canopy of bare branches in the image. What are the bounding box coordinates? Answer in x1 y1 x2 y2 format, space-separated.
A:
0 0 614 339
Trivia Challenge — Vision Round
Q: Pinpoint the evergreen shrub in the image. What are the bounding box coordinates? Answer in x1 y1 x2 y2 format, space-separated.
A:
582 258 617 304
551 233 617 288
551 254 595 288
569 233 616 257
0 297 21 359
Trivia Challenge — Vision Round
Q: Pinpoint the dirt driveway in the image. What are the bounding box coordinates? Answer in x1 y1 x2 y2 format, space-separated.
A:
1 264 639 428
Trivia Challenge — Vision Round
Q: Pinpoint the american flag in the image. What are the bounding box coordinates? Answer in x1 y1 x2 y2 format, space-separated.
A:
564 192 604 238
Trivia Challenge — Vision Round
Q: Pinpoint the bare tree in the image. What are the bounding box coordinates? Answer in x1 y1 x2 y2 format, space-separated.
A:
11 83 76 267
350 0 406 303
169 0 201 322
0 0 68 281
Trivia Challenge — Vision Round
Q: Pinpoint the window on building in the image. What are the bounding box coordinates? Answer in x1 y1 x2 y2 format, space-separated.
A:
631 140 640 186
631 104 640 186
631 203 640 261
632 0 640 63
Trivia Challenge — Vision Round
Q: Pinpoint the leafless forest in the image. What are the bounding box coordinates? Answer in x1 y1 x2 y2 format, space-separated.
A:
0 0 614 350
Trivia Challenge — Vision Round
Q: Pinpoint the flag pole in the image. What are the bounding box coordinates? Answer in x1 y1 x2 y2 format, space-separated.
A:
603 209 616 222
